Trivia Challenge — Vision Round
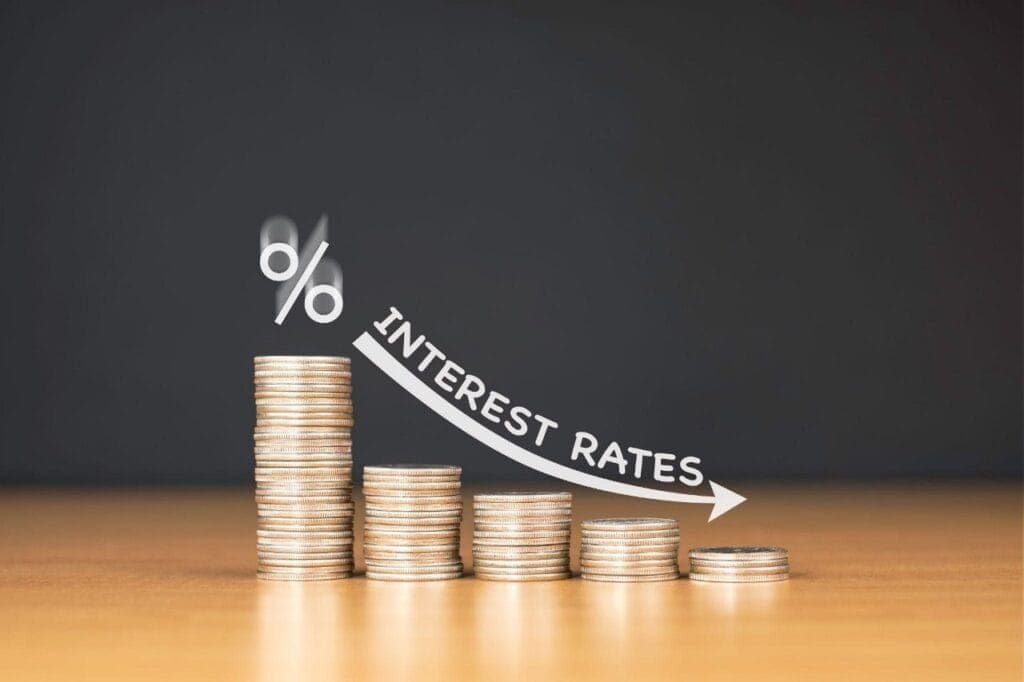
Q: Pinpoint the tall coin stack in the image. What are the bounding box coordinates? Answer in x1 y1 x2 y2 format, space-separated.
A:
363 465 463 581
472 492 572 581
688 546 790 582
253 355 354 581
580 517 680 582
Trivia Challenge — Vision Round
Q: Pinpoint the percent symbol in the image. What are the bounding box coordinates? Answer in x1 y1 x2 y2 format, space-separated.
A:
258 214 343 325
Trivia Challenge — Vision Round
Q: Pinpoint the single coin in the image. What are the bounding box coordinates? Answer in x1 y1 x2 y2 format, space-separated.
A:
254 443 353 452
472 539 570 549
257 558 352 568
257 528 352 538
254 367 352 376
473 546 568 558
473 492 572 504
365 503 462 513
473 522 571 534
472 507 572 518
254 393 353 402
364 569 460 577
255 355 350 363
257 572 352 581
257 418 355 428
256 402 353 411
582 528 680 539
472 545 568 556
472 534 570 545
256 566 353 576
258 525 351 535
688 546 789 562
473 562 571 573
581 564 680 577
254 436 353 446
253 395 354 405
689 559 789 570
473 557 569 569
254 385 353 393
364 508 463 517
364 533 461 546
363 490 462 501
254 459 353 469
581 548 675 561
364 543 460 554
255 494 350 506
688 572 789 583
256 414 354 424
363 464 461 477
582 518 678 531
363 480 461 490
688 565 790 576
581 572 680 583
258 550 351 560
257 541 354 551
364 517 462 528
581 557 678 568
256 466 352 477
256 507 354 518
364 551 461 563
474 571 571 582
254 429 354 438
473 505 572 514
364 561 463 573
363 472 460 481
581 536 675 548
364 526 461 537
581 542 679 553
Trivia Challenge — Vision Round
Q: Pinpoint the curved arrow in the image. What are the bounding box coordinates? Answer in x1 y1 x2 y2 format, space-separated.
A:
353 332 746 522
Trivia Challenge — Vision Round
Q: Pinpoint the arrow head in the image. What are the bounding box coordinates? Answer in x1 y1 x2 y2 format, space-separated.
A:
707 481 746 522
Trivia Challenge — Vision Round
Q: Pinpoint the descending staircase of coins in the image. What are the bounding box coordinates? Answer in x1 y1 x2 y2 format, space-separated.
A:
253 356 789 582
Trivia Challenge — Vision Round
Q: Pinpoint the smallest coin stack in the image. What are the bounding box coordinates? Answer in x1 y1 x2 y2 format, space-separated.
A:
363 465 463 581
688 546 790 582
580 518 680 582
472 492 572 581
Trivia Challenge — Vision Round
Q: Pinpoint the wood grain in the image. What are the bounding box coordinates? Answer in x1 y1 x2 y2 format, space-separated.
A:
0 483 1020 681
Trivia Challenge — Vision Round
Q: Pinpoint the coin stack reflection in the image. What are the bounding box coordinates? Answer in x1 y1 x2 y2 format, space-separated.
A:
580 518 680 582
688 546 790 582
253 356 354 580
363 465 463 581
472 492 572 581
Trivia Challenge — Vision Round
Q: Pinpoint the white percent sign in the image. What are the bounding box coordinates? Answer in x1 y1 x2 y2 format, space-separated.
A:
259 214 343 325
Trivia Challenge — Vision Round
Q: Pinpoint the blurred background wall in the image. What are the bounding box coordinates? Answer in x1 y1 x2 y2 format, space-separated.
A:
0 0 1019 483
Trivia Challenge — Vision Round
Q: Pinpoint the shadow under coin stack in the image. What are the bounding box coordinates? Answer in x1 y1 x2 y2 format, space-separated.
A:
253 355 354 581
472 492 572 581
580 517 680 582
687 546 790 582
362 465 463 581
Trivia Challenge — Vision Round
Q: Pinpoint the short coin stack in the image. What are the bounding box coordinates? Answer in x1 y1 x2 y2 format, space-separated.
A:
253 355 354 580
363 465 463 581
688 546 790 582
580 517 680 582
472 492 572 581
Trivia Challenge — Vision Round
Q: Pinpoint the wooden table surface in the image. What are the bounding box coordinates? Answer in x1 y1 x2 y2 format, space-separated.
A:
0 482 1020 681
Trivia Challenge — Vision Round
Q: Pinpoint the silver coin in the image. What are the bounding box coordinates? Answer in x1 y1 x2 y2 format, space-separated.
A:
688 572 790 583
581 518 677 531
688 546 789 562
581 572 680 583
363 464 461 476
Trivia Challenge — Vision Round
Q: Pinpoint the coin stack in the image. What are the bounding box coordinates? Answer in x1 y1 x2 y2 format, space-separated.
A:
580 517 680 582
363 465 463 581
253 355 354 581
688 546 790 582
472 492 572 582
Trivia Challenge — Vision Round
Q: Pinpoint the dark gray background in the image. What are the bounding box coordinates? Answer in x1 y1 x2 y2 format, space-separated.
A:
0 1 1019 484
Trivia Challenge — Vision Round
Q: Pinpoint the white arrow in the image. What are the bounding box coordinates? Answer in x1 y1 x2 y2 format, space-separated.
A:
353 332 747 522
